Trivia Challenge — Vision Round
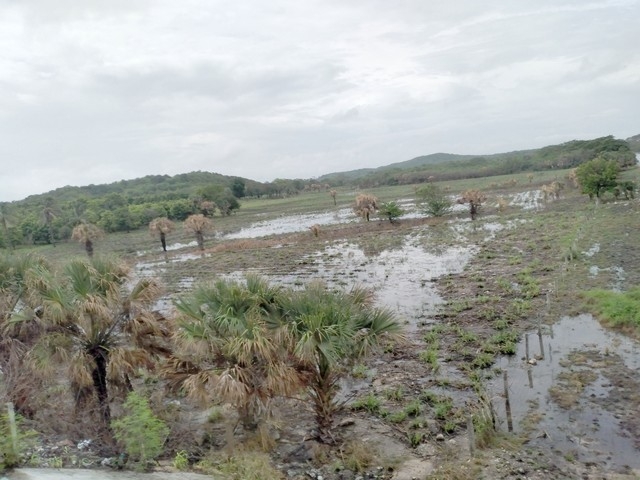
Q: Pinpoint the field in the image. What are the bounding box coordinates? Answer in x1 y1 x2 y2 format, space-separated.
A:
8 168 640 479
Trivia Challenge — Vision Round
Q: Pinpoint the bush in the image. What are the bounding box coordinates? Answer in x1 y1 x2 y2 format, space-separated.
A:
416 184 452 217
112 392 169 468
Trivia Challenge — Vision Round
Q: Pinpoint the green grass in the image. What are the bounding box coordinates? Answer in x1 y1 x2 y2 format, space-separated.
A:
583 287 640 334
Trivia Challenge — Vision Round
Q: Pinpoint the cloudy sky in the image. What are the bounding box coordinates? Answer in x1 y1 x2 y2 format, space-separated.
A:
2 0 639 201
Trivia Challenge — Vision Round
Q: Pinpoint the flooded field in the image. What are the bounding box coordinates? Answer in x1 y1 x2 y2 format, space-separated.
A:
493 314 640 472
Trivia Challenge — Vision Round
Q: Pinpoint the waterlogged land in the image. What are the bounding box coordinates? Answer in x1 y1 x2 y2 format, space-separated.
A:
14 173 640 479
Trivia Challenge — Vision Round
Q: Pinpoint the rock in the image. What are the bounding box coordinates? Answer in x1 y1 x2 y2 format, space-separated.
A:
435 434 445 441
528 358 537 365
56 439 75 448
338 418 357 428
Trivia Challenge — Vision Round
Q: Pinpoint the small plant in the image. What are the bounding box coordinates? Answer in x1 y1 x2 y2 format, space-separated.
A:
0 405 36 469
207 406 224 423
351 393 382 414
471 352 495 369
383 386 404 401
351 363 370 379
173 450 189 470
339 440 377 473
419 348 440 373
112 392 169 469
388 410 408 423
433 399 453 420
403 399 423 417
407 431 424 448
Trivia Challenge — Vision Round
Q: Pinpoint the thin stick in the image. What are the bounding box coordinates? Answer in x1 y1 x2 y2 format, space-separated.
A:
503 371 513 432
525 333 530 362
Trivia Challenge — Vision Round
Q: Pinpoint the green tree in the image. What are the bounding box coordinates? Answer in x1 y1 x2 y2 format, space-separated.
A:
231 178 246 198
575 157 620 200
112 392 169 468
15 257 170 427
416 184 452 217
378 201 404 223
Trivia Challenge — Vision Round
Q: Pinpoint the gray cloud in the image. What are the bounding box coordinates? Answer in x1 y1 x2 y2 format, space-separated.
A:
1 0 639 201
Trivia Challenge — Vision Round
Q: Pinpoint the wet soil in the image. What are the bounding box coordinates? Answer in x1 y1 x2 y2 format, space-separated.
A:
13 187 640 480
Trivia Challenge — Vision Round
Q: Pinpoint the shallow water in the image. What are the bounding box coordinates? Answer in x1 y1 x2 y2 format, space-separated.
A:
492 314 640 471
277 237 476 330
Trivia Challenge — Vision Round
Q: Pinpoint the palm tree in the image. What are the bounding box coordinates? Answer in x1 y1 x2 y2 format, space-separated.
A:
353 194 379 221
17 257 170 426
276 282 402 442
184 214 213 251
458 190 487 220
42 197 57 247
168 276 301 430
329 190 337 206
0 253 50 416
148 217 175 252
71 222 104 257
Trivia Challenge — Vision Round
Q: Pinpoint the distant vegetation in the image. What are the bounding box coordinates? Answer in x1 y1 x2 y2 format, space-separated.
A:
0 135 636 249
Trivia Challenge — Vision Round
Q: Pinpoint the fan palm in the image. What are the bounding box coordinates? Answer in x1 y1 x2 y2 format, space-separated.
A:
71 222 104 258
169 275 301 430
15 256 170 426
148 217 175 252
275 282 403 442
183 214 213 251
0 253 51 416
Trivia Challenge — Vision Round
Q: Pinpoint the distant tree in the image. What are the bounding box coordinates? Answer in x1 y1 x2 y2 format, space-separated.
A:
378 201 404 223
458 190 487 220
0 204 15 250
353 194 379 221
184 214 213 251
330 190 337 206
199 200 216 217
71 222 104 257
416 184 452 217
149 217 175 252
42 197 57 246
231 178 246 198
575 157 620 200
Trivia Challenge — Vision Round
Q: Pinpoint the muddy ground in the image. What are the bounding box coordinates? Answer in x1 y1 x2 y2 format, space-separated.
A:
10 184 640 480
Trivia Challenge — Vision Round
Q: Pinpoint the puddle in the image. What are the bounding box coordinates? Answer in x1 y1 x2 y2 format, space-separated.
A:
273 237 476 331
223 208 357 239
137 241 198 256
588 265 626 291
492 314 640 471
583 243 600 257
509 190 544 210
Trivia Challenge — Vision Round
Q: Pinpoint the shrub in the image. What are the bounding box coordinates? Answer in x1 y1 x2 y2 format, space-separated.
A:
112 392 169 468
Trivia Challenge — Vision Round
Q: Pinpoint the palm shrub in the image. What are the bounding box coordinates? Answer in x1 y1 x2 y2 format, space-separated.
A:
112 392 169 469
276 282 402 442
12 257 170 427
169 275 302 430
71 222 104 257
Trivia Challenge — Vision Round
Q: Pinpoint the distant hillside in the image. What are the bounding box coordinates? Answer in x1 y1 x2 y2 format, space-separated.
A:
320 136 635 187
626 134 640 153
318 153 472 183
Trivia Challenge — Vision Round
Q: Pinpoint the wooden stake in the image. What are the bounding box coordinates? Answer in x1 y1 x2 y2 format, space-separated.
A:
503 371 513 432
525 333 530 362
537 321 545 360
467 415 475 456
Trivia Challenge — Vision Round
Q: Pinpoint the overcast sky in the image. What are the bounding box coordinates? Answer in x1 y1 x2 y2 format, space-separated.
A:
1 0 639 201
